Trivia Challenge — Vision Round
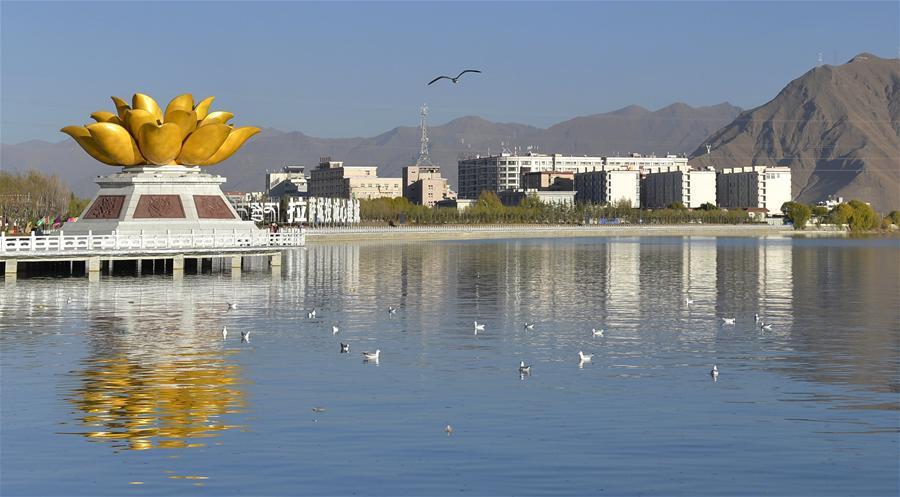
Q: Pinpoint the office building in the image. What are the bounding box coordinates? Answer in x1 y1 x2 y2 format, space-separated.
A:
265 165 308 198
717 166 792 213
641 166 716 209
521 171 574 191
308 158 402 200
402 165 454 207
457 152 688 199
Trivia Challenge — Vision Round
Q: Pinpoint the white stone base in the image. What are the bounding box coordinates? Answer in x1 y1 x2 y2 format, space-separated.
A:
62 166 262 235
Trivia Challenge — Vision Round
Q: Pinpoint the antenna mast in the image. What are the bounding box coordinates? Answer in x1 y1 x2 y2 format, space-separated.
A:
416 103 434 166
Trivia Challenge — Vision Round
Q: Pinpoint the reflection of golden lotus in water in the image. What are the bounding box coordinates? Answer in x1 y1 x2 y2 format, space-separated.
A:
69 351 245 451
61 93 259 166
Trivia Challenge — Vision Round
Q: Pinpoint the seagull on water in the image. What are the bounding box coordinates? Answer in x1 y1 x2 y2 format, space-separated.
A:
388 306 397 314
332 324 340 335
474 321 485 333
760 322 773 331
592 328 604 337
340 342 350 353
578 351 593 363
710 365 719 379
518 360 532 375
427 69 481 86
754 313 760 323
226 302 237 310
444 424 454 436
722 317 736 325
222 325 228 340
241 330 250 343
685 297 694 305
523 322 535 330
362 349 380 361
307 308 317 319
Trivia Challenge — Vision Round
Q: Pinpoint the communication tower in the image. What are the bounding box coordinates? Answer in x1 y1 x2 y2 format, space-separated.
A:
416 104 434 167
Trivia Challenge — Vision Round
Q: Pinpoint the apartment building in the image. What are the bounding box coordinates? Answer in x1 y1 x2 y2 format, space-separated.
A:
717 166 792 212
308 158 402 200
640 166 716 208
574 170 640 206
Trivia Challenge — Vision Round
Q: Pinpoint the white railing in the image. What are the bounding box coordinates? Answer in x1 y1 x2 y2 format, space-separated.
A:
0 228 305 256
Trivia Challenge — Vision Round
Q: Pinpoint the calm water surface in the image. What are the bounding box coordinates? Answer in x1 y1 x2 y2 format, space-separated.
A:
1 236 898 496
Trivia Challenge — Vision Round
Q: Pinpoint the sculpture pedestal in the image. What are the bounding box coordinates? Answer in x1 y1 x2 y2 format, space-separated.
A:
62 166 261 235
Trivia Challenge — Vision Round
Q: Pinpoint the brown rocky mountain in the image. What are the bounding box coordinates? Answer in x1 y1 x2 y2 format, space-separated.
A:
1 103 739 196
690 53 899 212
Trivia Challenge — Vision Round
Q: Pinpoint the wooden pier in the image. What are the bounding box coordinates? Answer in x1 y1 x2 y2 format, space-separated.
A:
1 229 304 279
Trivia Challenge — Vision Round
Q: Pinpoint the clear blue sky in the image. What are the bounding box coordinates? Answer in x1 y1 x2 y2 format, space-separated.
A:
1 1 897 144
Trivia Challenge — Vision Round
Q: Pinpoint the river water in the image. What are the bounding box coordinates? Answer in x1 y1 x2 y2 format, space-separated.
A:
1 236 898 496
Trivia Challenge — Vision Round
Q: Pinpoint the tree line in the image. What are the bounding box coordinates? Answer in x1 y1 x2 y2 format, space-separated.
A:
0 171 90 232
781 200 896 231
361 192 756 226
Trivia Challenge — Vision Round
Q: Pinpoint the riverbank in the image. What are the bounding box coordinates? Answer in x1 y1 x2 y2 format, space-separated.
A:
304 223 815 242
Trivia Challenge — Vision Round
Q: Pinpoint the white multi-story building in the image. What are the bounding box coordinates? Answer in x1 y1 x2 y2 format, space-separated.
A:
606 154 689 173
717 166 792 212
457 153 687 199
641 166 716 209
457 153 605 199
308 159 402 200
574 170 640 206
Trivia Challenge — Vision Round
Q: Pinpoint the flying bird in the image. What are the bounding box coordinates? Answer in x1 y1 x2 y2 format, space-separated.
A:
241 330 250 343
722 317 736 325
428 69 482 86
340 342 350 353
710 365 719 379
592 328 604 337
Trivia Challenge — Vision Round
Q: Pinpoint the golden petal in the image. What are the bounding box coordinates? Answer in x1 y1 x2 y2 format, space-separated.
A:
198 111 233 127
199 126 260 165
137 122 182 165
164 109 197 140
90 111 117 122
86 122 144 166
124 109 157 140
61 125 118 165
111 96 131 121
193 96 215 121
176 123 231 165
132 93 163 122
165 93 194 116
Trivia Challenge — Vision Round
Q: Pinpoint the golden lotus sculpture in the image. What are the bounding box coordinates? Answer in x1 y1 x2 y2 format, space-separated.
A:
61 93 260 167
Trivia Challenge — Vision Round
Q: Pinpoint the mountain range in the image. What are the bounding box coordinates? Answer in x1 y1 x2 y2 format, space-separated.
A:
1 103 741 197
690 53 899 212
2 52 896 211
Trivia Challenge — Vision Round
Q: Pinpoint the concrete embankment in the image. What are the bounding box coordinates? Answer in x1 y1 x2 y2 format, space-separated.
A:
304 224 812 242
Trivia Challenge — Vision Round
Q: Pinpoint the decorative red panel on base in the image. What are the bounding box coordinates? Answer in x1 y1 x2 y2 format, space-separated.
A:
83 195 126 219
133 195 185 218
193 195 236 219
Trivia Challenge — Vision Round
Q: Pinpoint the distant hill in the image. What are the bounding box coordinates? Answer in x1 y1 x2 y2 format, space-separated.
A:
1 103 740 196
690 53 900 212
